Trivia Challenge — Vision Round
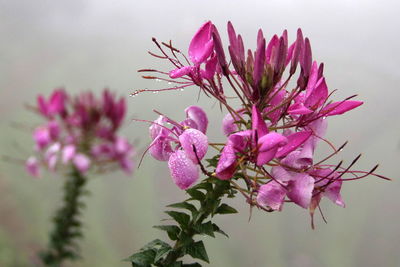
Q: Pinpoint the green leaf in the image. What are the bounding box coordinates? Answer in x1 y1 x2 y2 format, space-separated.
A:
215 203 238 214
165 211 190 228
186 188 206 201
124 249 155 266
193 221 215 237
191 182 213 192
170 261 183 267
212 223 229 238
183 263 202 267
184 241 209 263
153 225 181 241
142 239 170 250
154 246 171 263
167 202 197 214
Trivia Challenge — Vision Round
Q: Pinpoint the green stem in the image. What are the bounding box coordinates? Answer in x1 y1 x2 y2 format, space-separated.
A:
40 168 87 267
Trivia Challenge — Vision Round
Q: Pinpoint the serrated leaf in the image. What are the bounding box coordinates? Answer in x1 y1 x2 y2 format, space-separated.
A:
215 203 238 214
124 249 156 266
184 241 209 263
186 188 206 201
167 202 197 214
193 221 215 237
153 225 180 241
165 211 190 228
212 223 229 238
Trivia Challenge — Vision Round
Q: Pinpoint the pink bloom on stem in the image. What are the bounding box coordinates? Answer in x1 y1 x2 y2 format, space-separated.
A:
26 156 40 177
179 129 208 164
185 106 209 134
73 153 91 174
257 181 286 210
33 126 51 150
188 21 214 65
37 89 67 117
62 145 76 164
168 150 199 190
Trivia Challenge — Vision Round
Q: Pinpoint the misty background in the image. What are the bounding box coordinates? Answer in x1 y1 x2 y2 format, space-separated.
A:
0 0 399 266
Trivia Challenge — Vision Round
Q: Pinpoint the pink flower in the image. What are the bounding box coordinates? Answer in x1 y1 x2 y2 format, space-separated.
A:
26 157 40 177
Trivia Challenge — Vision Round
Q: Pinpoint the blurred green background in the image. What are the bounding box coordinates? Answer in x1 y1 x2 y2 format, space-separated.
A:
0 0 399 266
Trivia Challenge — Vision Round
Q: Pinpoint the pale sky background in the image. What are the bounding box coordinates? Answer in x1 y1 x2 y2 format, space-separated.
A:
0 1 399 266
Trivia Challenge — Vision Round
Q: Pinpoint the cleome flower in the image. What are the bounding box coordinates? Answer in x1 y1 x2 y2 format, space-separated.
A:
26 89 135 177
132 20 389 227
147 106 209 189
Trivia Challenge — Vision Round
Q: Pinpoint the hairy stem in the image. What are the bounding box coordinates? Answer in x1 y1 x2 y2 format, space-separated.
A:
40 168 87 267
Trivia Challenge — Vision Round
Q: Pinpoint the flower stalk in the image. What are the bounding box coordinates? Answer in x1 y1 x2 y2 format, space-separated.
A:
40 168 87 266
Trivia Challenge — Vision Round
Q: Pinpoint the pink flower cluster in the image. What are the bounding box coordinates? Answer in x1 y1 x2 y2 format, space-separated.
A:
26 89 134 177
149 106 208 189
136 21 386 221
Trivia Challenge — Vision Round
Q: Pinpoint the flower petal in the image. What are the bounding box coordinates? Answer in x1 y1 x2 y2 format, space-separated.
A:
26 156 40 177
62 145 76 164
287 173 314 209
169 66 193 79
257 181 287 210
179 128 208 163
168 150 199 190
216 143 237 180
252 105 268 139
189 21 214 64
73 153 91 174
276 131 312 158
321 100 363 116
185 105 208 133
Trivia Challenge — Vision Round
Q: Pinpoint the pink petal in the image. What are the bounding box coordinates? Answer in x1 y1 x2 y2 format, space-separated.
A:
185 106 209 134
73 153 91 174
287 173 314 209
276 131 312 158
266 35 279 64
189 21 214 64
222 111 243 136
304 61 319 99
179 129 208 163
48 89 66 115
149 138 173 161
253 35 266 86
322 100 363 116
271 166 292 182
288 102 313 115
33 126 51 150
228 130 252 151
26 156 40 177
263 88 285 124
257 132 287 165
216 143 237 180
168 150 199 190
169 66 193 79
324 179 345 207
258 132 288 152
305 77 328 109
257 181 287 210
62 145 76 164
251 105 268 139
150 116 169 140
201 54 218 79
47 120 60 140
